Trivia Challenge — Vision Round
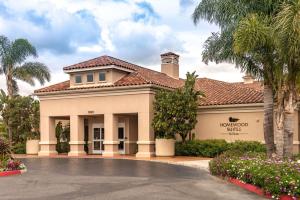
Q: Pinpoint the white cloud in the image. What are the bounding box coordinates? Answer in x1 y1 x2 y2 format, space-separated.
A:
0 0 244 96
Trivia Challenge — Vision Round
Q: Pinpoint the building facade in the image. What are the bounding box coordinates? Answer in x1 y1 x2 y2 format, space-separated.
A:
34 52 300 157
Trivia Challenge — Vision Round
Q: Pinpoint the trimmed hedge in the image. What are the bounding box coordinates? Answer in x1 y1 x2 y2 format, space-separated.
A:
12 143 26 154
209 151 300 198
175 140 266 158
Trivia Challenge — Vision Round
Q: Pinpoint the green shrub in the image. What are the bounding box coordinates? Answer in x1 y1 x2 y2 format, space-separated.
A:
175 139 229 157
293 154 300 160
0 137 11 160
57 142 70 153
228 141 266 153
175 140 266 158
209 152 300 198
12 143 26 154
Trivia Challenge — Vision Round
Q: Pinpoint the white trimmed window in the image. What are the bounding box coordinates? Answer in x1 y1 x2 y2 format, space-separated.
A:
99 72 106 81
87 73 94 83
75 75 82 84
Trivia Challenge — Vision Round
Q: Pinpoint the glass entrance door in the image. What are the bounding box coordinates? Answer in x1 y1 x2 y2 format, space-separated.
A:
93 123 104 154
118 123 125 154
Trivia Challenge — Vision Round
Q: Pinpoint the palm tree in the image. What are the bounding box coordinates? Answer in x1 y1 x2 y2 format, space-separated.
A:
218 0 300 158
232 14 285 157
274 0 300 157
192 0 282 157
0 35 51 144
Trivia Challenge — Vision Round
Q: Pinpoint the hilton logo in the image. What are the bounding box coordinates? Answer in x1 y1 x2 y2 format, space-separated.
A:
229 117 239 122
220 117 248 135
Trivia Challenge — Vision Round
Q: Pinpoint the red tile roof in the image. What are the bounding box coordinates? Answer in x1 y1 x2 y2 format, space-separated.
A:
195 78 263 106
35 55 263 106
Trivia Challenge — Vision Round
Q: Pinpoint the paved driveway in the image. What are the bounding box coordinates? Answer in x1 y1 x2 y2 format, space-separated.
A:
0 158 265 200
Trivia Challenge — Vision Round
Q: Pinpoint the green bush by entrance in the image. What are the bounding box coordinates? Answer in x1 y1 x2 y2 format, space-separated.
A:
175 140 266 158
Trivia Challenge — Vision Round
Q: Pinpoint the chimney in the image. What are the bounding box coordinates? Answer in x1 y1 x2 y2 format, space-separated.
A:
160 52 179 79
242 73 255 84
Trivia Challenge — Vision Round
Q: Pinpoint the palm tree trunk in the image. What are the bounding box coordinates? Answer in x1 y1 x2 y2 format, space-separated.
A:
263 84 275 158
6 72 14 98
275 89 285 158
283 89 295 158
5 70 13 146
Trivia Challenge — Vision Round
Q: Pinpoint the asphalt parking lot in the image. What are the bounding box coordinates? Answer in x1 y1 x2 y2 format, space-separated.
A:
0 158 265 200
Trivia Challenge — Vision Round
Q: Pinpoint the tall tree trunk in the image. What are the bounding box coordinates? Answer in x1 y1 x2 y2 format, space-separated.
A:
283 88 295 158
6 72 14 98
5 70 13 146
275 88 285 158
263 84 275 158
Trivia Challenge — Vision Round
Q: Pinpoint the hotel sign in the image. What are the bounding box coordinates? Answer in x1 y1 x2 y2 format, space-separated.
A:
220 117 248 135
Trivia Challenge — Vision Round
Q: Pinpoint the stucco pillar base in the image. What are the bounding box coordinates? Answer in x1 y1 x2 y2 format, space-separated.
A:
103 142 120 157
38 142 57 157
135 151 155 158
38 150 58 156
69 141 86 156
68 151 86 156
136 141 155 158
102 151 120 157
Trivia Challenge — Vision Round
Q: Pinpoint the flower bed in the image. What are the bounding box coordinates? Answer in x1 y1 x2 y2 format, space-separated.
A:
209 151 300 199
0 159 27 176
0 138 26 176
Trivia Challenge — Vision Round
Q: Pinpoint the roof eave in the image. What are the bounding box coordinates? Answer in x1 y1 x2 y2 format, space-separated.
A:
63 65 135 73
33 84 173 97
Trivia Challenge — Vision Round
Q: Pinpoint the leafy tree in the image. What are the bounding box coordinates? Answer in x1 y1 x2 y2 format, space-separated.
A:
0 35 50 144
0 90 40 145
192 0 283 157
152 72 203 142
152 89 176 139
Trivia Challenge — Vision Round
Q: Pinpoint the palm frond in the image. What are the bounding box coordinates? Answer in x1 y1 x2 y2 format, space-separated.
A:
275 0 300 61
13 62 51 86
0 35 11 74
192 0 245 28
234 14 273 54
202 29 236 64
10 39 37 65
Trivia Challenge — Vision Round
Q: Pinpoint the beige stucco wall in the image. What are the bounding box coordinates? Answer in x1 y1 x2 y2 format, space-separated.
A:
69 69 128 88
195 104 300 153
195 105 264 142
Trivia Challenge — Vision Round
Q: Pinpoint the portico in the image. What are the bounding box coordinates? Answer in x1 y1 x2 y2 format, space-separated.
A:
37 85 156 157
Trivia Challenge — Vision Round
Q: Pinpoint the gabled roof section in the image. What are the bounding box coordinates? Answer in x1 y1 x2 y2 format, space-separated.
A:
63 55 140 71
36 55 184 93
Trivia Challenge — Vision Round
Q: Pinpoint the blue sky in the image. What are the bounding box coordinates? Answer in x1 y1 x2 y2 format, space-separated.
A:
0 0 243 95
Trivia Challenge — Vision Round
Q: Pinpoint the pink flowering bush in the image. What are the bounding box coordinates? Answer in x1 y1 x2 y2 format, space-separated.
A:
0 137 26 172
209 151 300 198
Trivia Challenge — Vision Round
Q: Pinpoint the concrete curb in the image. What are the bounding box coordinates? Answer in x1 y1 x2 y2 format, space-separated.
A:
228 178 296 200
0 169 27 177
